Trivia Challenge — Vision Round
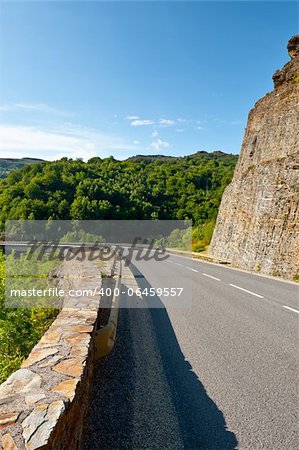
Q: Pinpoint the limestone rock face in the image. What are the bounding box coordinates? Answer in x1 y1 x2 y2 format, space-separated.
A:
209 36 299 279
288 35 299 59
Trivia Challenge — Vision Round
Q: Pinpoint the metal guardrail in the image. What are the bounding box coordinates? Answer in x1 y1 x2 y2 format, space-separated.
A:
94 255 122 360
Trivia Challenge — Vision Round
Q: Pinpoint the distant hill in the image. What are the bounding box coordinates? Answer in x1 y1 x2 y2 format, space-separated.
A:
0 158 44 179
126 154 176 162
0 152 234 178
126 150 229 163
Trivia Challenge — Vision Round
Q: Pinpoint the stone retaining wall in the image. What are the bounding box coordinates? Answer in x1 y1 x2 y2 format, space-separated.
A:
0 257 110 450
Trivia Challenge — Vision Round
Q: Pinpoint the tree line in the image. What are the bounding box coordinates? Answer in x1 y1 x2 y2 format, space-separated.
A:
0 151 237 249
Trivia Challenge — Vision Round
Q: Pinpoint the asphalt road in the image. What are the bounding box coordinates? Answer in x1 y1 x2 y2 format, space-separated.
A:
85 254 298 450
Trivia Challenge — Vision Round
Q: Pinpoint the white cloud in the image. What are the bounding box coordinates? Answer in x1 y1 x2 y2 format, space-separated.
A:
0 123 139 161
196 126 204 130
125 116 189 128
133 140 140 145
151 130 159 138
150 138 170 151
131 119 154 127
0 102 70 117
126 115 139 120
176 128 184 133
159 119 175 126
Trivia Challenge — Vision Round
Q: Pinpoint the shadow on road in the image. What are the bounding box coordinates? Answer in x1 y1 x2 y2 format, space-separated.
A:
130 262 238 450
84 303 137 449
84 263 238 449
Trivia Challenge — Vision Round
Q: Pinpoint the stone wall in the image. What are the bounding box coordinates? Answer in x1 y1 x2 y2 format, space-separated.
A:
209 36 299 279
0 258 106 450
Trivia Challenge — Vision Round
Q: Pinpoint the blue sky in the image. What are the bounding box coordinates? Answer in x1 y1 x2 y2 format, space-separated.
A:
0 1 298 160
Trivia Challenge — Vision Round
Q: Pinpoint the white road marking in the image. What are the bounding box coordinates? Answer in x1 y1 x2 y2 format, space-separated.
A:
283 305 299 314
186 267 198 272
175 262 183 267
229 283 264 298
202 273 221 281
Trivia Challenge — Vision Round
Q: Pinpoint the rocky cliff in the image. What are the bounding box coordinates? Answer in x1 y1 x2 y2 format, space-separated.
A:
209 36 299 279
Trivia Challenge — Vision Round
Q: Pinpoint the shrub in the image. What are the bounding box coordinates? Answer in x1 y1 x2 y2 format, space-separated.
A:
0 252 58 383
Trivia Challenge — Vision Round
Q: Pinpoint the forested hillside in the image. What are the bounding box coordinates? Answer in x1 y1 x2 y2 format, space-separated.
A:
0 151 237 249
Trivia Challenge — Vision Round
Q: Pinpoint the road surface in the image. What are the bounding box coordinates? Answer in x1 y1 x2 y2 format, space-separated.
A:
85 253 298 449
